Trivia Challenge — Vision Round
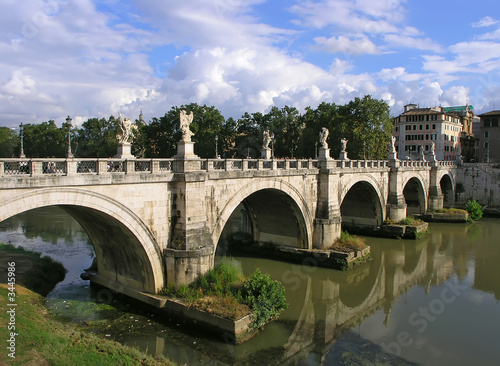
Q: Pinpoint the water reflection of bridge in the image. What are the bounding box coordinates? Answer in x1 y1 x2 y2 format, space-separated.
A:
278 227 462 364
140 224 472 365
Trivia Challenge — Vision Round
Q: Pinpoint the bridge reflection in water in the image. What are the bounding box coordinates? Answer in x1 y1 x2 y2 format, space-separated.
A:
138 220 496 365
1 207 499 365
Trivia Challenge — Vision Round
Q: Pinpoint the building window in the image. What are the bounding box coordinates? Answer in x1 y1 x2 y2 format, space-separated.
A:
432 124 436 129
484 131 489 138
484 119 491 127
493 118 498 127
426 124 429 129
413 125 417 130
419 124 423 130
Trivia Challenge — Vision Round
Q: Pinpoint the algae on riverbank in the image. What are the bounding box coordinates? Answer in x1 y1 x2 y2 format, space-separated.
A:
0 284 176 365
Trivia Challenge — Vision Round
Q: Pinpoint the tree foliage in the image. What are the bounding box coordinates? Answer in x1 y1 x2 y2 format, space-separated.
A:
0 127 19 158
9 95 394 160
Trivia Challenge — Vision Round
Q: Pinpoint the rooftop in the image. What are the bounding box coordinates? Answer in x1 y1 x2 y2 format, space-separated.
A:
478 110 500 117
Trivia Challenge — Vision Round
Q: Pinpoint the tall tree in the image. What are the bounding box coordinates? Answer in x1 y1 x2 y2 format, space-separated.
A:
265 106 303 158
0 127 19 158
75 117 119 158
22 121 66 158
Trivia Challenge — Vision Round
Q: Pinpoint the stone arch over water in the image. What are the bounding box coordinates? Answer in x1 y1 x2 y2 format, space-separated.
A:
0 187 165 293
403 177 427 216
213 178 313 253
439 173 455 207
340 180 385 231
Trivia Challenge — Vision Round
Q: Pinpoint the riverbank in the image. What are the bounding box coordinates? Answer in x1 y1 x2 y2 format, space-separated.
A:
0 284 176 365
0 243 66 296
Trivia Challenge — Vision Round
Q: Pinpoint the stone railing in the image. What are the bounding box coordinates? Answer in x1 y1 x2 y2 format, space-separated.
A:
199 158 318 171
0 158 175 176
0 157 453 177
335 160 390 169
399 160 430 168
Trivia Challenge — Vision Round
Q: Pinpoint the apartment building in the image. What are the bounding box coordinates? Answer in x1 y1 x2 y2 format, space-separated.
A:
393 104 472 161
478 110 500 162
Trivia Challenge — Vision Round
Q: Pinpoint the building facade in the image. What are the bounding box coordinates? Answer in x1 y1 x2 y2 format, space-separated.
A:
478 110 500 163
393 104 474 161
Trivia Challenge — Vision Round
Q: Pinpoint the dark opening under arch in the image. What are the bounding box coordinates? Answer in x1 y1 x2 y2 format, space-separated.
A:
403 178 426 216
340 181 383 233
216 188 307 256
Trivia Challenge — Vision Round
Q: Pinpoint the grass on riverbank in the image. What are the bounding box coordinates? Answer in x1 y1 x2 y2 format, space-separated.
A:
329 231 368 253
0 284 175 365
0 243 67 296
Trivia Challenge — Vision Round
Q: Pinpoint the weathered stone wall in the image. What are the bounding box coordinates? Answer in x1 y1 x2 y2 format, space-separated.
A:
454 163 500 206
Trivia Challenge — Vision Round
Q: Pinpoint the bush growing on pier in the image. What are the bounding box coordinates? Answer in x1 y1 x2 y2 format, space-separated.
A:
330 231 367 253
241 269 288 329
160 260 288 328
465 198 483 221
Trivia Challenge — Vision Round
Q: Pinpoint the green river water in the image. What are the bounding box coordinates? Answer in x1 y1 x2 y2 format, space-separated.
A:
1 206 499 365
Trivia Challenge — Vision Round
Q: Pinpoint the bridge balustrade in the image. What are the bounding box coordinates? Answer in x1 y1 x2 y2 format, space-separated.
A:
0 158 175 176
197 158 318 172
335 160 389 169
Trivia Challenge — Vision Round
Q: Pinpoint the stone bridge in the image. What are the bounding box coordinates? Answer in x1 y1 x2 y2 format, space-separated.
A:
0 154 457 302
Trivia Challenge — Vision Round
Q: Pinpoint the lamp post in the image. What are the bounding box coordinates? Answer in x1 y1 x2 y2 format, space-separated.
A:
19 123 26 158
66 115 73 158
215 134 219 158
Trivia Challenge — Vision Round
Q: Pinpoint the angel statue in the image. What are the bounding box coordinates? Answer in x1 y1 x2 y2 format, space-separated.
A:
341 138 348 152
319 127 329 149
180 110 194 142
262 130 272 149
117 112 133 143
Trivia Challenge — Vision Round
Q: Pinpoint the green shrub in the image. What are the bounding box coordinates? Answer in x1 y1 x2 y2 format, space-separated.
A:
241 269 288 329
465 198 483 221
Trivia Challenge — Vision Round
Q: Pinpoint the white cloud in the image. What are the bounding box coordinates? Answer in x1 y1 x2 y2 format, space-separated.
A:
313 35 380 55
384 34 443 52
472 16 499 28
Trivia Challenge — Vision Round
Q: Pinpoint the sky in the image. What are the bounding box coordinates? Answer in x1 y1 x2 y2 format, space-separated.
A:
1 0 500 129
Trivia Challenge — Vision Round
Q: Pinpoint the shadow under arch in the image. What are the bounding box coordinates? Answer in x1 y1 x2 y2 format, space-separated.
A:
440 174 454 207
340 181 384 232
0 187 165 294
403 177 426 216
213 179 313 254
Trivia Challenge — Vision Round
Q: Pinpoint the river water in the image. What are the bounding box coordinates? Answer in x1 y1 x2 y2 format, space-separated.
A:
1 207 500 365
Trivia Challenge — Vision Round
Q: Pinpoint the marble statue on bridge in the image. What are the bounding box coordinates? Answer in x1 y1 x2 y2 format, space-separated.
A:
117 112 134 143
261 130 273 159
339 138 349 160
180 110 194 142
319 127 329 149
262 130 272 149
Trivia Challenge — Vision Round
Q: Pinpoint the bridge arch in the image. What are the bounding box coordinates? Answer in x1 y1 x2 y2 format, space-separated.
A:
0 188 165 293
439 173 455 207
403 176 427 215
340 179 385 231
213 178 314 252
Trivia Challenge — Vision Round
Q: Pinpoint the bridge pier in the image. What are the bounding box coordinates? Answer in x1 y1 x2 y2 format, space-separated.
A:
387 165 408 222
428 166 445 210
314 164 342 248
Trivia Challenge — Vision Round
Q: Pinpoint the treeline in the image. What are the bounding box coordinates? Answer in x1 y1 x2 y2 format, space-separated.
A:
0 95 394 160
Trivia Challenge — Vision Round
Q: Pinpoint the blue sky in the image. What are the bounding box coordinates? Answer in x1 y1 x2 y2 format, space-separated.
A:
1 0 500 128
